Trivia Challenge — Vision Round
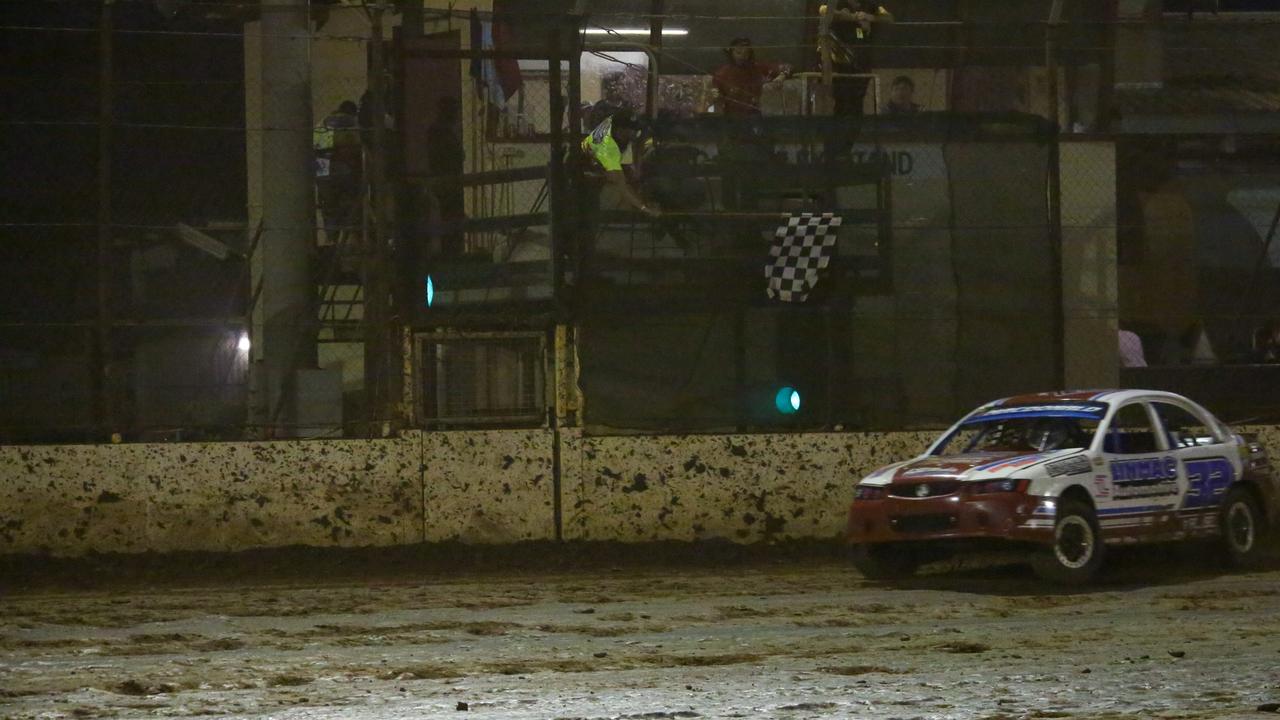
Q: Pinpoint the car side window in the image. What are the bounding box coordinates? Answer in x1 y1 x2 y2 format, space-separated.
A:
1103 403 1161 455
1152 402 1222 448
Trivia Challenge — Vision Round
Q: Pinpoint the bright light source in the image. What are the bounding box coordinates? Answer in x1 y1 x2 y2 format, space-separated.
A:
775 386 801 415
582 27 689 36
237 334 251 352
425 275 435 308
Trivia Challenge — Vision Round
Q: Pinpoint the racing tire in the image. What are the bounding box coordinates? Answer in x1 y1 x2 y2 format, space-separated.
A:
850 543 919 580
1220 486 1266 568
1032 500 1106 585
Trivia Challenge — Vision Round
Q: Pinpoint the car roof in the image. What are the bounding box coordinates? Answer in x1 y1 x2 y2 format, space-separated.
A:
990 389 1195 408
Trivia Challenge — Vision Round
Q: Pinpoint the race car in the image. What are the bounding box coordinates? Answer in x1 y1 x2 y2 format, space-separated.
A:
846 390 1278 584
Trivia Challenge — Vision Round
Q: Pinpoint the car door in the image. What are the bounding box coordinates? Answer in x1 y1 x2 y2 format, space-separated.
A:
1151 400 1238 537
1096 401 1179 540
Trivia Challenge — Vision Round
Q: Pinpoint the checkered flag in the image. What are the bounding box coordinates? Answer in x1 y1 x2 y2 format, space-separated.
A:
765 213 843 302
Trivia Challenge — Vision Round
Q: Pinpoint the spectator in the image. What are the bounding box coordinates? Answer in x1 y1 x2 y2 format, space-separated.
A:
711 37 790 117
313 100 362 243
573 109 660 278
883 75 921 114
579 109 655 217
426 96 466 258
1119 328 1147 368
825 0 894 116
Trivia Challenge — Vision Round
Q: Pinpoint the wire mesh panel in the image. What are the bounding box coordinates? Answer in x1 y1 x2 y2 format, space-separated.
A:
572 114 1057 434
415 333 546 427
1 0 251 442
397 31 570 311
5 2 1280 444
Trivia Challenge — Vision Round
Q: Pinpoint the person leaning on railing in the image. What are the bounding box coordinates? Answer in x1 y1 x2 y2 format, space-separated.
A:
579 109 660 219
570 109 661 280
710 37 791 118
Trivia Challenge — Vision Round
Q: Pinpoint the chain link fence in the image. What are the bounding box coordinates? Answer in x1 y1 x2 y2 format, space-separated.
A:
3 2 1280 442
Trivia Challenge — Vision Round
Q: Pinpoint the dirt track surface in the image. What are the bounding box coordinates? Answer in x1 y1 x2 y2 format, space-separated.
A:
3 549 1280 719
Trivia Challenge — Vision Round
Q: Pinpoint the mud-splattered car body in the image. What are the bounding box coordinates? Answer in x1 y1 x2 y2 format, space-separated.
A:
846 390 1278 583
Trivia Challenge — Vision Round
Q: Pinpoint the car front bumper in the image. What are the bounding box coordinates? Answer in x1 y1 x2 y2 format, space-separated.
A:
846 493 1054 545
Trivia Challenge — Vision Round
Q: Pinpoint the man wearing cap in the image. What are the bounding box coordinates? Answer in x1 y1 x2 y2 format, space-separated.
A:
711 37 790 117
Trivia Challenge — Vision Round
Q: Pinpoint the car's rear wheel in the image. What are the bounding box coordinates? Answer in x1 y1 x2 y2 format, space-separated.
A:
1221 486 1265 568
1032 499 1105 585
850 543 918 580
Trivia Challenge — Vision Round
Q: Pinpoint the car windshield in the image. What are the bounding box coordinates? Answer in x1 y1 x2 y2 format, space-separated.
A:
932 403 1106 456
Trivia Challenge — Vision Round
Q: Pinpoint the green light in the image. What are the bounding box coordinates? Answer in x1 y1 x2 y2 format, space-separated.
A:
425 275 435 307
775 386 801 415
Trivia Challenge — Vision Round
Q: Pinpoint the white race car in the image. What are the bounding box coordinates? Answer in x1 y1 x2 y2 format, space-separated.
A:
846 390 1277 584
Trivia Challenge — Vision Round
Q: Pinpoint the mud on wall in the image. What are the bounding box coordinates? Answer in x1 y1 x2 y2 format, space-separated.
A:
0 429 933 555
561 430 936 543
0 430 555 556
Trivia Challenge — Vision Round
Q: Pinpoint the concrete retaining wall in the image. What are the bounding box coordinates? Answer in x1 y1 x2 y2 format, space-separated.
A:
3 426 1276 556
0 438 420 556
561 430 935 543
421 430 556 544
0 430 555 556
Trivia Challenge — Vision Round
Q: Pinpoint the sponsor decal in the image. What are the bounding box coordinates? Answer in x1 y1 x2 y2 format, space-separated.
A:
975 403 1107 419
1046 455 1091 477
1181 513 1219 532
1113 479 1179 499
1182 457 1234 510
975 454 1047 472
1109 456 1177 483
902 466 956 477
1098 503 1174 516
1093 474 1111 498
1109 456 1179 499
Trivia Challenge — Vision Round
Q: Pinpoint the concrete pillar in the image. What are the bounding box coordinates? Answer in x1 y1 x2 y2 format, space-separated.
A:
257 0 316 434
1060 141 1119 389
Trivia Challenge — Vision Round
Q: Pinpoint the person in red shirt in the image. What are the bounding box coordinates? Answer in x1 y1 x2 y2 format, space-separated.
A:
711 38 790 117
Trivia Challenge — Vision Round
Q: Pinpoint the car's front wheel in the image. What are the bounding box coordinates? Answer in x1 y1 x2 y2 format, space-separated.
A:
1032 499 1105 585
850 543 918 580
1221 486 1266 568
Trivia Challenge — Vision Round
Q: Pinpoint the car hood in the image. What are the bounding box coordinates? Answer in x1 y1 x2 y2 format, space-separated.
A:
868 450 1079 484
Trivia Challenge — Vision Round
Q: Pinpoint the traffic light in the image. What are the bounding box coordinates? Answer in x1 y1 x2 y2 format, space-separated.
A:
425 275 435 307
